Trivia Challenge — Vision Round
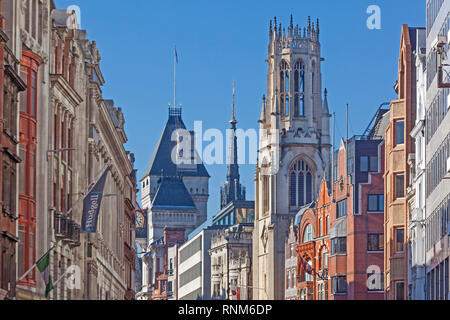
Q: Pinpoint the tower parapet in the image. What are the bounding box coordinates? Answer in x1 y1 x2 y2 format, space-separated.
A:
269 15 320 53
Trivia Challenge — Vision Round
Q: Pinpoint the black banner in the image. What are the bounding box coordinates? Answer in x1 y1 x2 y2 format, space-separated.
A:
81 166 110 233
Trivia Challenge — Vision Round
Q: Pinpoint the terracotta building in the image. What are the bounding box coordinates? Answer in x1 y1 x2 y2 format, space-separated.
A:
296 107 388 300
296 180 331 300
384 25 420 300
0 0 26 300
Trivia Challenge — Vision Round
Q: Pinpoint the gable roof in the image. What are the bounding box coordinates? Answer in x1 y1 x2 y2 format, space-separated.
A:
151 176 197 210
143 113 209 179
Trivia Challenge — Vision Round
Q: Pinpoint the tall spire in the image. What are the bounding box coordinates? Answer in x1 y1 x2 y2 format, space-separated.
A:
231 80 237 127
290 14 294 35
307 16 311 38
221 81 245 209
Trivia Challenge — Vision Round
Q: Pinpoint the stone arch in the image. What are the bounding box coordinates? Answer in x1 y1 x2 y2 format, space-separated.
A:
298 208 316 244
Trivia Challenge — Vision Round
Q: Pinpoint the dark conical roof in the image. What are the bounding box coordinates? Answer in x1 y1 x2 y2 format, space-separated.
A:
151 176 197 210
143 111 209 179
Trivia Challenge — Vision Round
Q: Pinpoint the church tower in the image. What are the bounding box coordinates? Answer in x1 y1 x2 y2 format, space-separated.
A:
252 15 331 300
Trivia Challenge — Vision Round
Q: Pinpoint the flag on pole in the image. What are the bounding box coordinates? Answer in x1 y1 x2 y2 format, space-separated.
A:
174 46 178 63
36 250 53 298
81 165 110 233
299 254 313 275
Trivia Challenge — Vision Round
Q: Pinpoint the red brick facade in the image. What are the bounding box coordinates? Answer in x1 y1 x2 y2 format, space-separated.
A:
384 25 417 300
296 135 386 300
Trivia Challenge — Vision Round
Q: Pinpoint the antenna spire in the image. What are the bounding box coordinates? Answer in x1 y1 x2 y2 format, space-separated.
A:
174 46 178 109
231 81 237 126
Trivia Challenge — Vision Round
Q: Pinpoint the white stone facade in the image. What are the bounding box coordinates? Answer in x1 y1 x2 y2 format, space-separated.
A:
209 225 253 300
408 28 427 300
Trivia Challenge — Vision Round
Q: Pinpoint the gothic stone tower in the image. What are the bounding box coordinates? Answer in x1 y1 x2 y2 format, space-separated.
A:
141 106 210 234
253 16 331 300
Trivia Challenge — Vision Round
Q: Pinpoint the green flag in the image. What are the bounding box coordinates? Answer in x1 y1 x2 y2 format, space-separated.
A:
36 251 53 298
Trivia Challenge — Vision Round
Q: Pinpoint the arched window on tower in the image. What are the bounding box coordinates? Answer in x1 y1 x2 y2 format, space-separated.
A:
280 60 290 117
293 60 305 117
289 172 297 207
288 158 315 209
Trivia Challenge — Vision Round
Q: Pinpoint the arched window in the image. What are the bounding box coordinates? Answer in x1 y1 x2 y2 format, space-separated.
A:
303 224 314 243
289 158 315 208
305 259 313 282
293 60 305 117
319 217 323 237
322 249 329 270
280 60 290 116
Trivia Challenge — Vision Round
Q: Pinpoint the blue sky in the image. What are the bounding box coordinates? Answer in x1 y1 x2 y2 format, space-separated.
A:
56 0 424 218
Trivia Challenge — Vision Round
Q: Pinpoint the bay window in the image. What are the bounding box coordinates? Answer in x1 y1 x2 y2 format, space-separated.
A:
18 50 40 285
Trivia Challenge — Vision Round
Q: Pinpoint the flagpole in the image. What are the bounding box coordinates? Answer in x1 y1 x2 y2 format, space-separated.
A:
174 45 177 108
52 262 76 290
65 160 111 217
16 244 56 284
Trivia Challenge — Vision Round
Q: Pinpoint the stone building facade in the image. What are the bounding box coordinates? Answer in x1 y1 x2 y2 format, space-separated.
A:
0 0 27 300
253 15 331 300
138 103 210 300
284 224 298 300
210 224 253 300
0 1 137 300
407 27 427 301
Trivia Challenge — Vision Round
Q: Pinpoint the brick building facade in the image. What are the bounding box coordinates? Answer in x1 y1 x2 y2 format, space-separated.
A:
384 25 420 300
295 108 387 300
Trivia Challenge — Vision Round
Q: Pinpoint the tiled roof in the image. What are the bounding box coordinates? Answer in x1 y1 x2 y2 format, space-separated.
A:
151 176 197 210
143 114 209 178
